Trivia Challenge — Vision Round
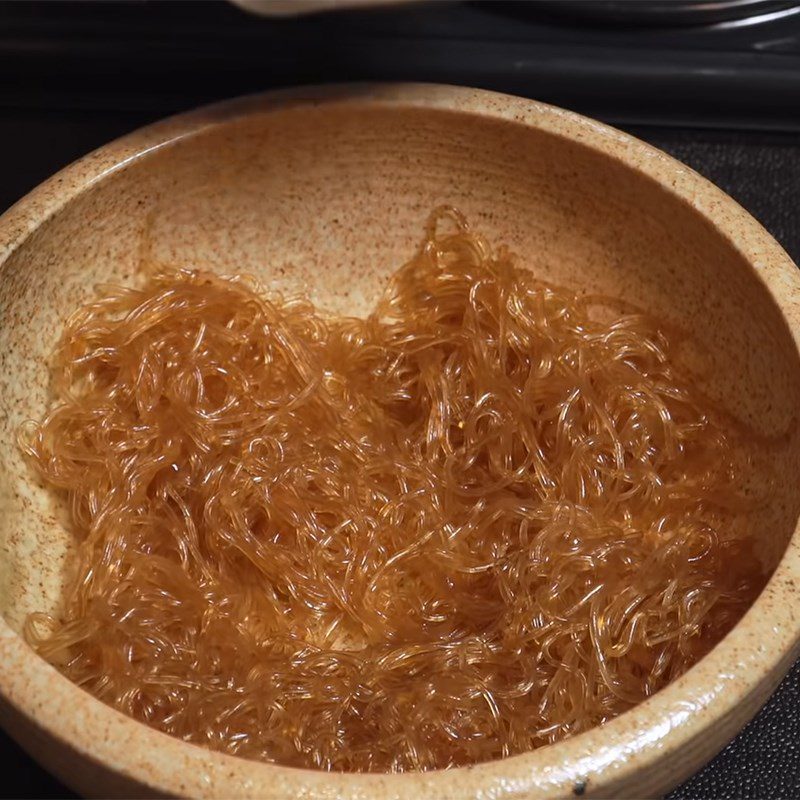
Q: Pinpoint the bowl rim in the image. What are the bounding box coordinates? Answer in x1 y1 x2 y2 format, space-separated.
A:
1 82 800 799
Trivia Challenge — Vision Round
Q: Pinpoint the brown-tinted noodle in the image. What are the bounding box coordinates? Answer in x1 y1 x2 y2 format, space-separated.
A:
21 208 768 772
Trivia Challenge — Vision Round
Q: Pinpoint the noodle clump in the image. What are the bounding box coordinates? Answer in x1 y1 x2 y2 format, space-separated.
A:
21 209 766 771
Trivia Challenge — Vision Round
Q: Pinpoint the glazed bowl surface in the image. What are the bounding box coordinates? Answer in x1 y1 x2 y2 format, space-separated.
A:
1 84 799 800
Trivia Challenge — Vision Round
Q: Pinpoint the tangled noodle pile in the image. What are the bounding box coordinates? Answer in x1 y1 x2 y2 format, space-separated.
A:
21 209 766 771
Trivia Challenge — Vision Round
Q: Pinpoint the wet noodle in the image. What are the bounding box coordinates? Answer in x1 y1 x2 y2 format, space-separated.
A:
21 209 767 772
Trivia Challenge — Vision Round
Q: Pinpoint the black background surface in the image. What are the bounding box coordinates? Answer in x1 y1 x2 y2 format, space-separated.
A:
2 2 800 797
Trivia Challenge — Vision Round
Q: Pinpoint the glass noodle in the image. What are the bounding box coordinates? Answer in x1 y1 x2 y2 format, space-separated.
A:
20 208 767 772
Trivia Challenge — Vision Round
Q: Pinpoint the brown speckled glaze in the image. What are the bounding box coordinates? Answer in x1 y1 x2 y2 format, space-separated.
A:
0 85 799 799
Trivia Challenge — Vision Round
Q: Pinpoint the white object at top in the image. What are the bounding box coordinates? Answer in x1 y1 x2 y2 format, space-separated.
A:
230 0 419 16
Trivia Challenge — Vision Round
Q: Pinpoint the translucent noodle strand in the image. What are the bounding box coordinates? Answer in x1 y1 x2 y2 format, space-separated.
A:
21 208 767 772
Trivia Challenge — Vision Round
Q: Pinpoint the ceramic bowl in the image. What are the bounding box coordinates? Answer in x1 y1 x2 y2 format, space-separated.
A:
1 84 799 800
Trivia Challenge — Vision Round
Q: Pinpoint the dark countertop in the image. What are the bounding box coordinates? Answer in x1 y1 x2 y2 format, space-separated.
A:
1 107 799 799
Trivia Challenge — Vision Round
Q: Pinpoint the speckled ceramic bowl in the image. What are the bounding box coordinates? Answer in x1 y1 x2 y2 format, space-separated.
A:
1 84 799 800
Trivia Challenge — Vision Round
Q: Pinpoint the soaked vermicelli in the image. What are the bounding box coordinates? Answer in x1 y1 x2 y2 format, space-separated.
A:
21 208 767 771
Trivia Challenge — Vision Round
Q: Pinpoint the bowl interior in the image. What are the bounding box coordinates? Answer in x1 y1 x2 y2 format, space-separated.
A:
0 98 798 668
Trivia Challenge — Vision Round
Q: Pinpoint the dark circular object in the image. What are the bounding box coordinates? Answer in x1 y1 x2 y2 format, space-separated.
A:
525 0 800 27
